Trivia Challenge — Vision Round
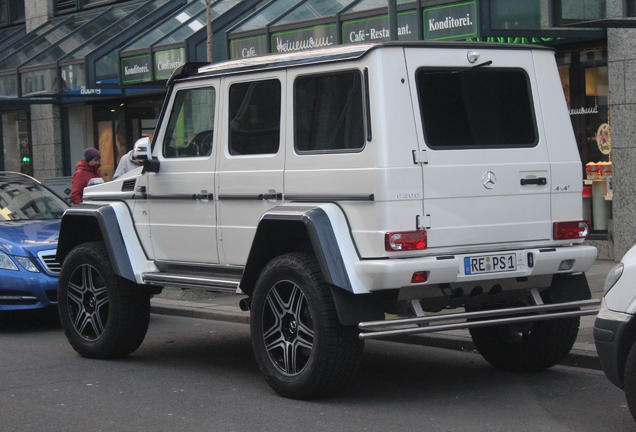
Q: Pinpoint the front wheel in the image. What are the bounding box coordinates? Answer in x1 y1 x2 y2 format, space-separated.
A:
623 342 636 421
250 253 364 399
470 316 579 372
57 242 150 359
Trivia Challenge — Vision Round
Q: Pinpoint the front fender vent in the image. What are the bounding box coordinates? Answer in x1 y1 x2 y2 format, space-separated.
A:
121 179 137 192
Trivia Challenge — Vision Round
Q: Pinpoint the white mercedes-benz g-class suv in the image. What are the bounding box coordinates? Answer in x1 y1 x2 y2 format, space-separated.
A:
56 41 598 399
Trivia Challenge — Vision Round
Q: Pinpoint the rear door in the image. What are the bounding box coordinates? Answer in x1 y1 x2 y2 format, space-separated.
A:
217 72 286 266
405 47 552 249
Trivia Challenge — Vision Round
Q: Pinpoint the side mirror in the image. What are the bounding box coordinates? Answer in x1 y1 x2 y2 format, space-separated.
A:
132 137 150 161
142 158 161 174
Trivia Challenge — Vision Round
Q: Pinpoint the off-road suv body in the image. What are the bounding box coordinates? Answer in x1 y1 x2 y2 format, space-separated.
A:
56 42 598 399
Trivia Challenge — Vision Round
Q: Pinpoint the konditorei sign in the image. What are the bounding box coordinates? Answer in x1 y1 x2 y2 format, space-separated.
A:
121 54 152 84
424 2 478 41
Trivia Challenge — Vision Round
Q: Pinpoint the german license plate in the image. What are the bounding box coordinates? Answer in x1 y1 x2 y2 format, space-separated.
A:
464 253 517 275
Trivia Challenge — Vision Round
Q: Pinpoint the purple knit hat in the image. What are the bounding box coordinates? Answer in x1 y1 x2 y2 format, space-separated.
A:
84 147 101 162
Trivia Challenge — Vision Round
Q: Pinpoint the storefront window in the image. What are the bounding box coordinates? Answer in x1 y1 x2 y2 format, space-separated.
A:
558 48 611 235
0 0 25 27
490 0 541 30
1 112 33 176
92 100 162 179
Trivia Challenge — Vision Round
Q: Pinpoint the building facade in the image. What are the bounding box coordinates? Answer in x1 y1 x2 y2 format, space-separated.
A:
0 0 634 260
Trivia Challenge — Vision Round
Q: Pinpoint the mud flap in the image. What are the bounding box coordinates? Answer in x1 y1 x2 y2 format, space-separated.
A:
542 273 591 304
329 286 385 327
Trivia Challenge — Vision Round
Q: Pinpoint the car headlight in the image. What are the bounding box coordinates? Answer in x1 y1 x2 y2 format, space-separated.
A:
604 263 624 295
0 251 18 271
14 256 40 273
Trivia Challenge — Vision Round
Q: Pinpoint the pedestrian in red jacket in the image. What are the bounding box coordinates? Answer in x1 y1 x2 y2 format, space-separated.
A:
70 148 102 205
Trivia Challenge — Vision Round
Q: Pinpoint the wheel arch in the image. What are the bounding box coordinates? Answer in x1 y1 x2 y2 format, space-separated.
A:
56 203 136 283
240 206 352 296
240 205 384 326
615 318 636 389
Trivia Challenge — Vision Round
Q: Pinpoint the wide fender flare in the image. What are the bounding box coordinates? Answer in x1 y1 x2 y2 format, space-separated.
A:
241 203 371 297
56 202 154 284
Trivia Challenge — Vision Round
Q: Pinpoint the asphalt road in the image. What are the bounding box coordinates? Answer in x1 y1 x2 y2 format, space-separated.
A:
1 309 634 432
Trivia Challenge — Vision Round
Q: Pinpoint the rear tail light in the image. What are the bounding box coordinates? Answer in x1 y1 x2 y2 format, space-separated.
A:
385 230 427 251
553 221 590 240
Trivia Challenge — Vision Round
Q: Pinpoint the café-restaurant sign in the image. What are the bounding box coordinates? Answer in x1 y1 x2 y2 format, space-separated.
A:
271 25 337 54
424 2 478 41
342 11 418 44
230 35 268 59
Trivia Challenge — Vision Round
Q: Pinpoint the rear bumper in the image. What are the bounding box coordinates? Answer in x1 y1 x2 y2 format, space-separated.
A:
354 245 597 292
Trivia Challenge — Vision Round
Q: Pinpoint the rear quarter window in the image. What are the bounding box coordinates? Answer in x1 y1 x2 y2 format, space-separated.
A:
294 70 365 153
416 68 537 149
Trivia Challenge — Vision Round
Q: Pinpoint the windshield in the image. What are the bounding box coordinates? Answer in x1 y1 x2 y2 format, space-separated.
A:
0 174 68 221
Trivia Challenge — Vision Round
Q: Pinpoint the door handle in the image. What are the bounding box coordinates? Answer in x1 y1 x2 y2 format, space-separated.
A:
193 190 213 200
260 192 282 200
520 177 547 186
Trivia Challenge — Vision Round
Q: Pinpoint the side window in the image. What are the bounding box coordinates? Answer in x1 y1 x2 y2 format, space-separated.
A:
163 87 215 158
294 70 364 153
229 79 281 155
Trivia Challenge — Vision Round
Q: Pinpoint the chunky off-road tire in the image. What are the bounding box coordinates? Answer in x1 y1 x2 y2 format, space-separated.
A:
250 253 365 399
623 342 636 421
469 316 580 372
57 242 150 359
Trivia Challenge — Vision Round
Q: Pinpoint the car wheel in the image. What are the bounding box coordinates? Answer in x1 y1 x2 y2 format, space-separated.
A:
623 342 636 421
470 316 579 372
57 242 150 359
250 253 364 399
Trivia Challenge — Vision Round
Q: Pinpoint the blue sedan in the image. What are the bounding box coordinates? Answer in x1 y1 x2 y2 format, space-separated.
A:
0 172 68 311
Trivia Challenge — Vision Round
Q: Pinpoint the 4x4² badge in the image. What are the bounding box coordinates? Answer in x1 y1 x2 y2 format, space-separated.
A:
482 171 497 189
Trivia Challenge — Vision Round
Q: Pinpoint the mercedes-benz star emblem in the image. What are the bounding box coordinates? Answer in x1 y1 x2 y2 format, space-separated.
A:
482 171 497 189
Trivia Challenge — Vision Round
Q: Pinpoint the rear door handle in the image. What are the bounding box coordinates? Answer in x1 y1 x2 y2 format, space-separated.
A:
520 177 547 186
260 192 282 200
193 190 213 200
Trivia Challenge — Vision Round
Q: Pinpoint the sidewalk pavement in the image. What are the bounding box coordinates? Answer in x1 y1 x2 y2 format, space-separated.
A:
151 259 617 370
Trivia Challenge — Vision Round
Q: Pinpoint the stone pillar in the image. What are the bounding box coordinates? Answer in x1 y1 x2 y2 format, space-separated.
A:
607 27 636 259
25 0 64 180
25 0 54 32
31 104 64 179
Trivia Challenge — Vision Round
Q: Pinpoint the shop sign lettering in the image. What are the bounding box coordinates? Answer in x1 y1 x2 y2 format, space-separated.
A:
154 49 185 80
343 12 418 44
272 25 336 53
121 55 152 83
80 86 101 95
424 2 478 40
467 36 560 44
230 35 267 59
569 107 599 115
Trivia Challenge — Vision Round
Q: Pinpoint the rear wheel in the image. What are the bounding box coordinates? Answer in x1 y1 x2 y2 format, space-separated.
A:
57 242 150 359
250 253 364 399
470 316 579 372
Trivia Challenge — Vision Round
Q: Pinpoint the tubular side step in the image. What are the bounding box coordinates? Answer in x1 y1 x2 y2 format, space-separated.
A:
142 273 239 292
358 299 600 340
